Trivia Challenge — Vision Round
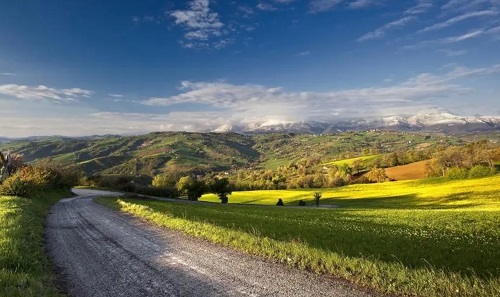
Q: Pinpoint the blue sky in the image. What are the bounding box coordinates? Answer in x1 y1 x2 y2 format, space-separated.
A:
0 0 499 137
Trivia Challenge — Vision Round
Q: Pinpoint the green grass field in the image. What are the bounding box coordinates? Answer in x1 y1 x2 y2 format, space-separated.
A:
323 154 381 167
0 190 70 297
97 175 500 296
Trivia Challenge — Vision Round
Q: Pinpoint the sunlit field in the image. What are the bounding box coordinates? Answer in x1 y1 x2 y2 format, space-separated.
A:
97 175 500 296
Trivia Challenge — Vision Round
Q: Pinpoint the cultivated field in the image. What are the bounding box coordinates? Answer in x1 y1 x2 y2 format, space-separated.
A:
98 175 500 296
384 160 428 180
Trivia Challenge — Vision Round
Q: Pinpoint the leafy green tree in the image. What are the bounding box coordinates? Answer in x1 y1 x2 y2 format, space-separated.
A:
210 178 232 203
152 174 173 188
177 176 206 201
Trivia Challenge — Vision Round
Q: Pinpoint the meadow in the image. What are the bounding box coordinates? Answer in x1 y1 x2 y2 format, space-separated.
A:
97 175 500 296
0 190 69 297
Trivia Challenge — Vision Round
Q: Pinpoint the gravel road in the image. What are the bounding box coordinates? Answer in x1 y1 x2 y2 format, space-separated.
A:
45 189 376 297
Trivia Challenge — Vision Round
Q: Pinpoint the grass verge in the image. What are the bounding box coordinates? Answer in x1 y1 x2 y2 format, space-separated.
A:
0 189 70 297
96 177 500 297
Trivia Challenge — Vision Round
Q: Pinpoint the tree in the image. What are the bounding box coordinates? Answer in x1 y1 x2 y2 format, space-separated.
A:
177 176 206 201
210 178 232 203
152 174 173 188
365 168 388 183
314 191 322 206
176 176 194 195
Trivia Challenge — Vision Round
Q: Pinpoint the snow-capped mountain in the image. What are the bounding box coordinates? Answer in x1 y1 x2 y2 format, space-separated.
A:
210 110 500 134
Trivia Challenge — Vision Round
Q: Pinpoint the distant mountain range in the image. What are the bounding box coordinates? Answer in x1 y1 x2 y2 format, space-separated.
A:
211 109 500 134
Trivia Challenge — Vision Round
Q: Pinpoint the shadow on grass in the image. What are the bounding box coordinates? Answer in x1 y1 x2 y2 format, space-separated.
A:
123 197 499 280
316 192 484 210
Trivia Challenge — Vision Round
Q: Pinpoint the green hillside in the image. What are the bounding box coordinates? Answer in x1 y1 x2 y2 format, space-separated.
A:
0 131 494 179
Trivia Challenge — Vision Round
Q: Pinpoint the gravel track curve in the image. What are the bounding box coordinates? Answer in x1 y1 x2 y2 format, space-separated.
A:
45 189 377 297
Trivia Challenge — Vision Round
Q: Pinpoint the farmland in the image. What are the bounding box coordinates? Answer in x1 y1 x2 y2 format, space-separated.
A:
97 175 500 296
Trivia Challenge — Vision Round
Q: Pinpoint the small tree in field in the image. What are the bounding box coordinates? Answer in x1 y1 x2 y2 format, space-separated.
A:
365 167 388 183
314 191 322 206
210 178 232 204
177 176 206 201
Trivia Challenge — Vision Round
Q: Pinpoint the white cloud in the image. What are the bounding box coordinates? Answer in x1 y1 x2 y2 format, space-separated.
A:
0 84 93 102
256 3 277 11
358 16 416 41
441 0 500 13
418 10 498 33
309 0 344 13
169 0 226 47
348 0 382 9
442 30 484 43
108 93 124 98
140 65 500 124
0 72 16 76
1 65 498 137
405 0 433 15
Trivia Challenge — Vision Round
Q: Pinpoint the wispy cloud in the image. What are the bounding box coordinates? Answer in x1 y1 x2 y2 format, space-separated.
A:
108 93 124 98
309 0 344 13
405 0 433 15
418 10 498 33
358 16 416 41
0 84 93 102
442 30 484 43
348 0 383 9
256 3 277 11
169 0 225 48
0 72 16 76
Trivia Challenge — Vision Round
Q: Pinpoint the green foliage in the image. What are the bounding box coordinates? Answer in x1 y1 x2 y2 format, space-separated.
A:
1 166 52 197
134 185 179 198
468 165 496 178
1 190 69 297
152 174 175 188
365 167 388 183
446 167 469 180
210 178 232 203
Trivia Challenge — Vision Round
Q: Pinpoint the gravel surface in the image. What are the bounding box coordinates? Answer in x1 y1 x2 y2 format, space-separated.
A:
45 189 377 297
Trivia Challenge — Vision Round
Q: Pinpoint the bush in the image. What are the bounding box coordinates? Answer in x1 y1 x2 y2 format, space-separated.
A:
0 166 52 197
135 185 179 198
468 165 496 179
445 167 469 180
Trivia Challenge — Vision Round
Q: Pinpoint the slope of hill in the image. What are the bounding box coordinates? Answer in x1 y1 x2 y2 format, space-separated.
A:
0 130 493 178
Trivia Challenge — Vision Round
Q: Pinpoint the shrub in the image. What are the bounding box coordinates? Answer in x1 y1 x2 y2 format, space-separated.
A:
365 168 388 183
0 166 52 197
445 167 469 180
468 165 496 179
135 185 179 198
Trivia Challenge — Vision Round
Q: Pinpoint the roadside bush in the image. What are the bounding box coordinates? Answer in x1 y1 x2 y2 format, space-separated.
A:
135 185 179 198
33 160 81 189
468 165 496 179
445 167 468 180
0 166 52 197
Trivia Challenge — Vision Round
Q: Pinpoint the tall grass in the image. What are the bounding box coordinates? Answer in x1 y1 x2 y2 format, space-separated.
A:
0 190 69 297
96 175 500 296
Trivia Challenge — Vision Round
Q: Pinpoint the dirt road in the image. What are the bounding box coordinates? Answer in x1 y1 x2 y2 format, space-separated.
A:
45 189 375 297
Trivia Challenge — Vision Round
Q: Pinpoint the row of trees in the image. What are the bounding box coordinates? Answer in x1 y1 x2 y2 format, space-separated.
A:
425 141 500 178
